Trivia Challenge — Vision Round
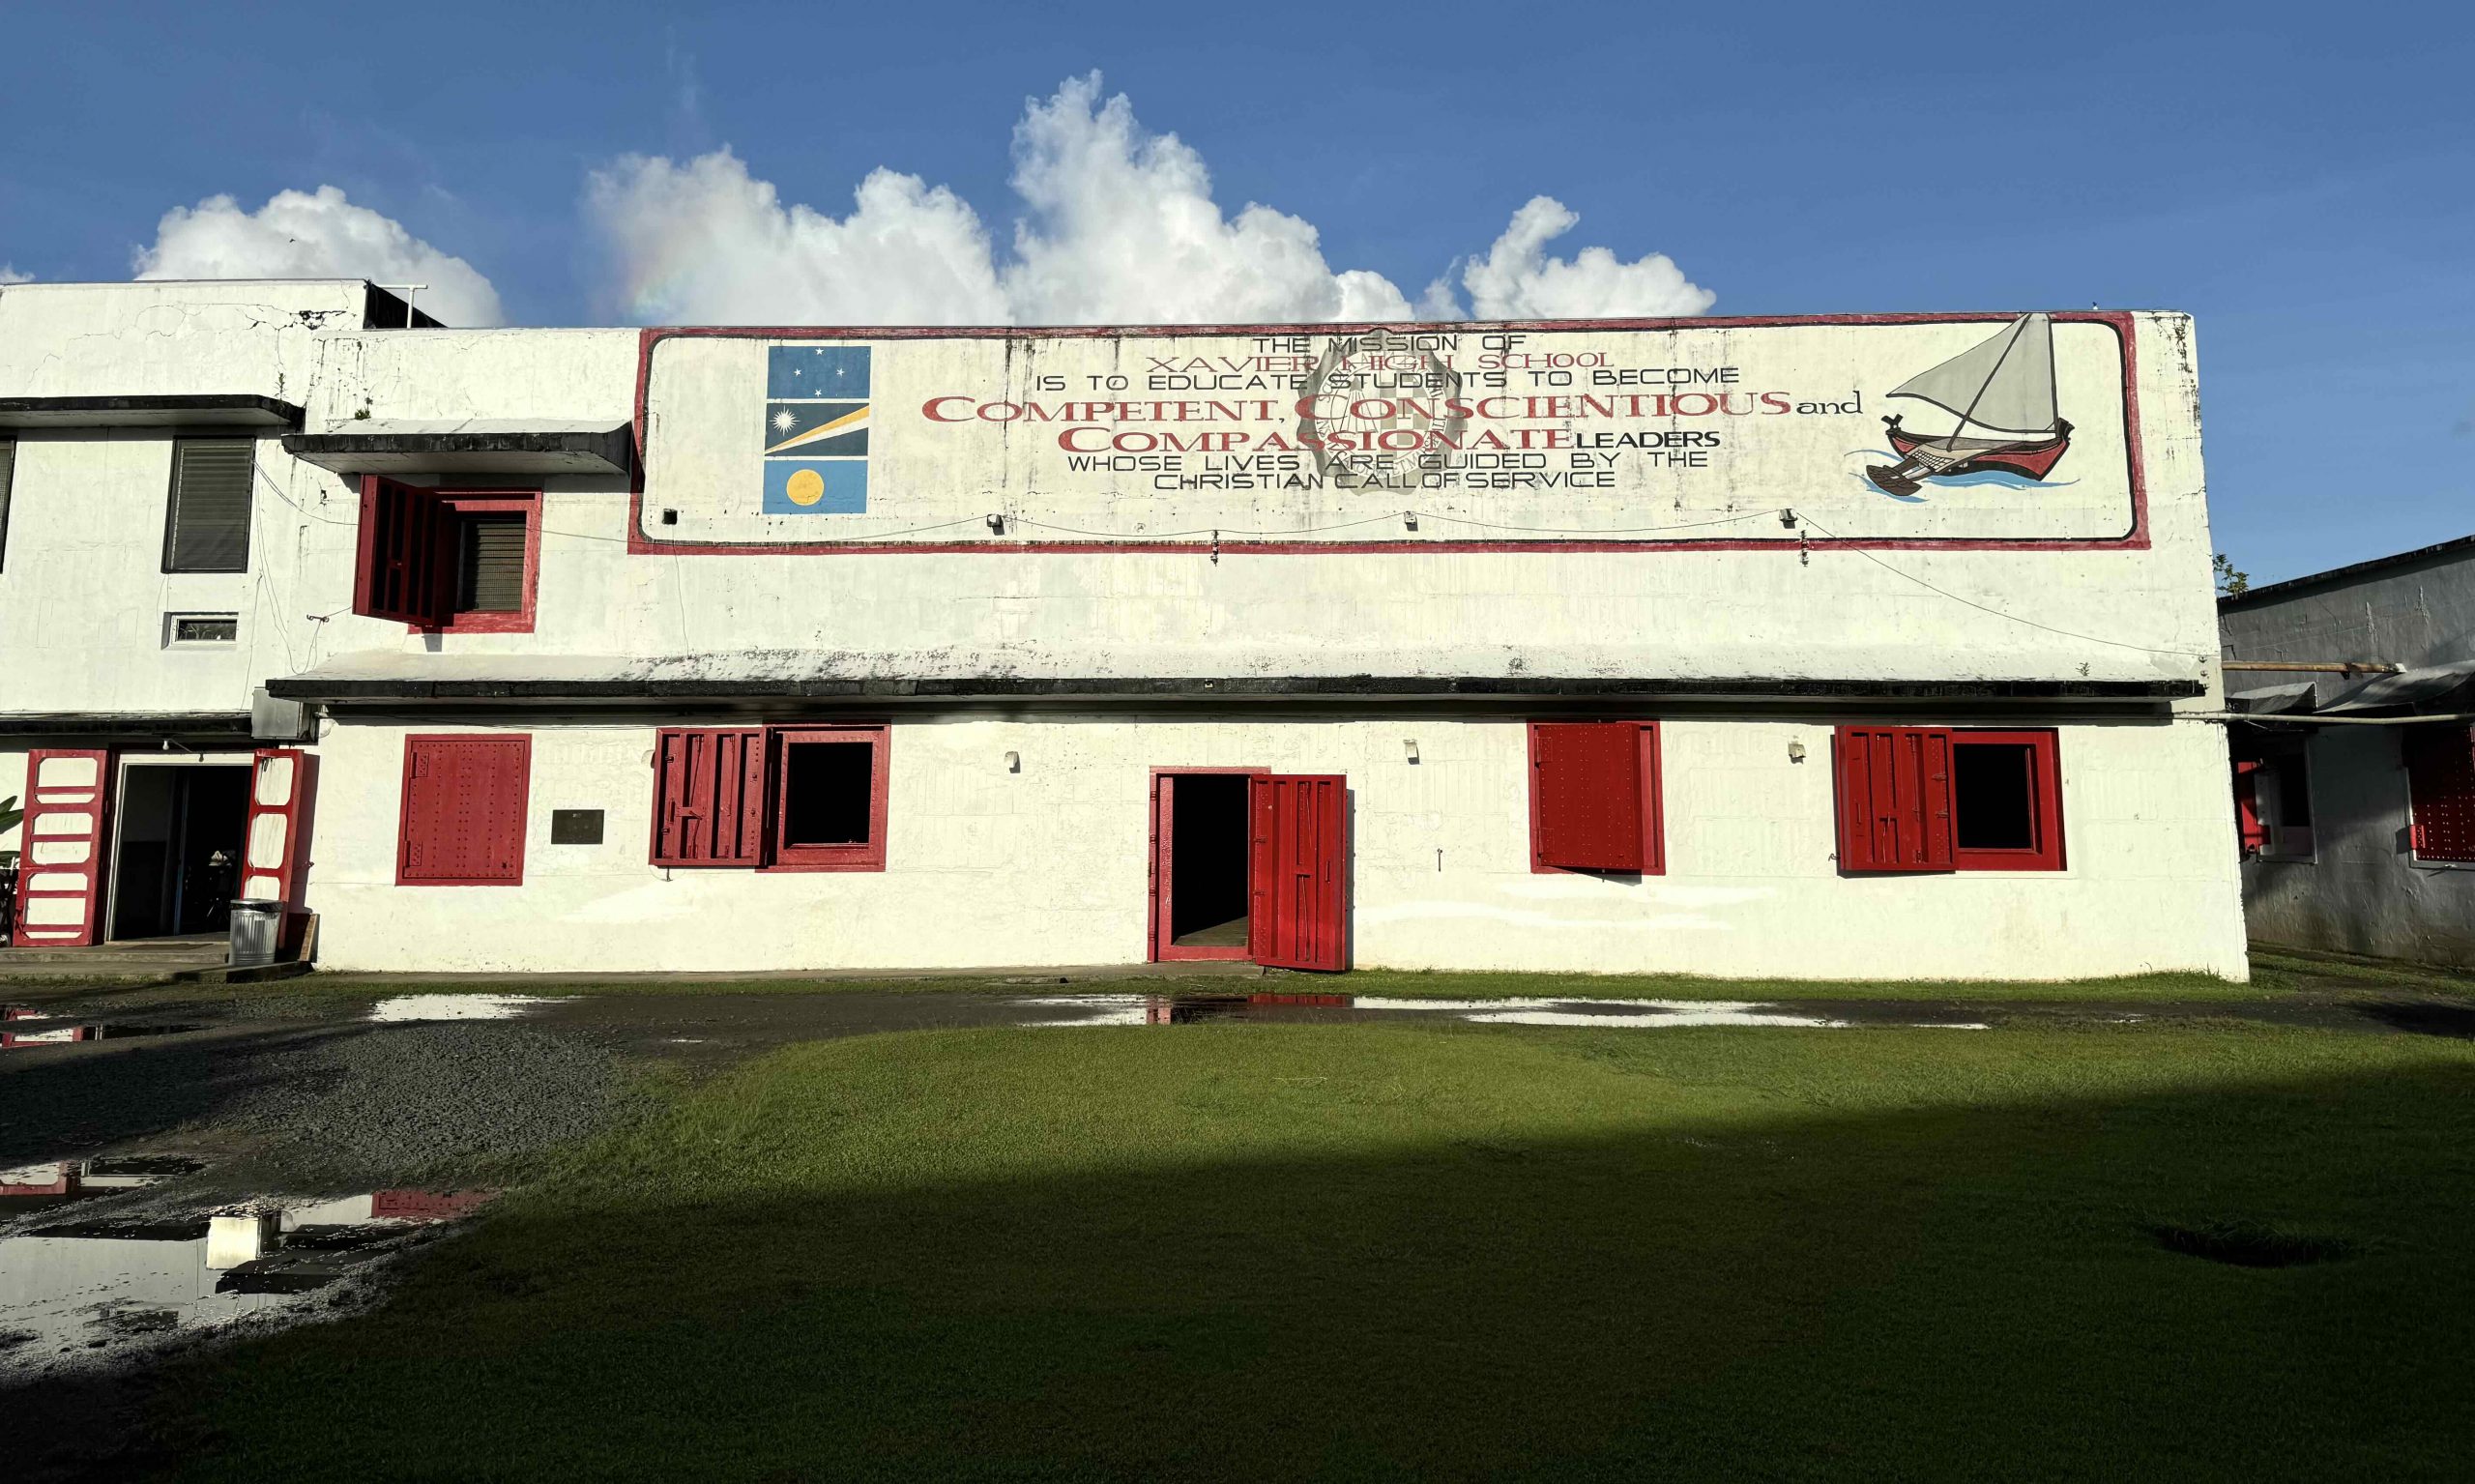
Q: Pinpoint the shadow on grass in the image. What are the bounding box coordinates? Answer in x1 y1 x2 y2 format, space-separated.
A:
145 1027 2475 1482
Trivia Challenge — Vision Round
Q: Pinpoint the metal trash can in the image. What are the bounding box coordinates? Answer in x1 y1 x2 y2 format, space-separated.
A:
228 900 284 969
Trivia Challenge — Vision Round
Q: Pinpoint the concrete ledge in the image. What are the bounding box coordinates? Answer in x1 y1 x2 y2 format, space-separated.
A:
269 675 2205 705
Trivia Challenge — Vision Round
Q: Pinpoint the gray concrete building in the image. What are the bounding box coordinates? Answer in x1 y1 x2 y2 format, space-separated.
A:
2220 536 2475 966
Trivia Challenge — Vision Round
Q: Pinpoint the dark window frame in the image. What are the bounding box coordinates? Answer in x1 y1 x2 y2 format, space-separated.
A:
160 437 257 573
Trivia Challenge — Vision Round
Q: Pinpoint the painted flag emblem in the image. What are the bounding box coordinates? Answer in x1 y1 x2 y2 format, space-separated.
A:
764 345 869 513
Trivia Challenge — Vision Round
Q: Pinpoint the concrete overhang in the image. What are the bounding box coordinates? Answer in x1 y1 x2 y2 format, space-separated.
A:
0 394 304 429
268 664 2200 708
281 420 635 477
0 712 254 736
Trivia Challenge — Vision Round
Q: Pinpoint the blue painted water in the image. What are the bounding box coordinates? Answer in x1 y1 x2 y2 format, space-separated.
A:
1846 448 2079 501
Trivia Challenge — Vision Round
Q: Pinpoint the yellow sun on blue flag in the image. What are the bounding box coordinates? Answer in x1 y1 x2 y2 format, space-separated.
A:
764 345 869 514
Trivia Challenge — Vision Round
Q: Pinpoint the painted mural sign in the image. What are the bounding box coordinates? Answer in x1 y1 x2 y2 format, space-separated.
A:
635 314 2140 550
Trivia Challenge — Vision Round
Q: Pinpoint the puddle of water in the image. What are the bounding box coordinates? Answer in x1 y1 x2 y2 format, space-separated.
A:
1012 993 1987 1032
364 994 570 1023
3 1157 211 1211
0 1163 495 1381
2 1008 203 1049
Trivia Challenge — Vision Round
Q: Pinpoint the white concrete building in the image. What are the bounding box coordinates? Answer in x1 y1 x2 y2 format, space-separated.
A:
0 280 2247 978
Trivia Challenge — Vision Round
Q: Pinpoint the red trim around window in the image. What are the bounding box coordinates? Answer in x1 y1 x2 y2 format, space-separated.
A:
1527 721 1665 875
431 490 541 634
1947 730 2066 872
763 726 888 872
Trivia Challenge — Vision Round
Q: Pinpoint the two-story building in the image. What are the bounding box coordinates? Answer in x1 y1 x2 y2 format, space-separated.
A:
1 280 2247 978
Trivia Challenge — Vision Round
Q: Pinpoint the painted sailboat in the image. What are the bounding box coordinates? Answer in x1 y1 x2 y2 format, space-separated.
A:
1865 312 2072 496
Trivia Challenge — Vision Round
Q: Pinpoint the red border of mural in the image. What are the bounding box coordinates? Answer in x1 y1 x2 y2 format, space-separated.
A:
627 311 2147 556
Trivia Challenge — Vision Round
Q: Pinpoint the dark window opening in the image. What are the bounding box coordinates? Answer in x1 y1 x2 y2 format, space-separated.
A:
456 511 528 613
168 614 239 645
1169 773 1250 947
1953 742 2037 851
162 438 254 572
781 742 875 848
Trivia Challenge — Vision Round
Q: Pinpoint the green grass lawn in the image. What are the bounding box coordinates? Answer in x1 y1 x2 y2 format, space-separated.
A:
41 945 2472 1008
167 1019 2475 1481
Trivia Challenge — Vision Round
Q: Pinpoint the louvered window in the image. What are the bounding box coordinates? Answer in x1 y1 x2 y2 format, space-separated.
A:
354 477 538 631
0 439 15 569
457 513 528 612
162 438 254 572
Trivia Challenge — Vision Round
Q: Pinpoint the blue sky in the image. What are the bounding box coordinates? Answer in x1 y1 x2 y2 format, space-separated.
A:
2 0 2468 583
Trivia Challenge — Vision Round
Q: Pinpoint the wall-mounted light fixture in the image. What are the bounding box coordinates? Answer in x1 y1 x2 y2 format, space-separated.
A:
1005 750 1021 773
1403 510 1419 532
1787 741 1808 764
987 512 1007 536
1404 739 1420 765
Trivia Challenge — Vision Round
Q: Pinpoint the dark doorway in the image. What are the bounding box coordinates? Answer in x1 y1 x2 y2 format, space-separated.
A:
110 764 248 940
1152 771 1253 960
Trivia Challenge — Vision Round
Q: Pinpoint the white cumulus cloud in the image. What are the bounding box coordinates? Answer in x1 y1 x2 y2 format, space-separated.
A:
0 266 31 284
583 152 1006 325
132 186 503 326
1449 196 1716 320
586 73 1710 327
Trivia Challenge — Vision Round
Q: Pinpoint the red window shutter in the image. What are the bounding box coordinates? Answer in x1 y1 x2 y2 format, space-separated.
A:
2231 759 2268 856
12 748 112 946
1530 723 1647 871
398 736 531 885
1835 726 1955 872
651 728 767 866
239 747 318 907
355 475 451 626
2404 724 2475 862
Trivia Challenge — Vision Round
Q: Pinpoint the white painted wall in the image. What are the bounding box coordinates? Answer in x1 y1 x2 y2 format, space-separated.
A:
303 714 2247 980
2241 727 2475 966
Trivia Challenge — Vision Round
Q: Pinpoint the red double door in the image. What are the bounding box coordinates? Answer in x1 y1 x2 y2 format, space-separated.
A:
1151 771 1349 973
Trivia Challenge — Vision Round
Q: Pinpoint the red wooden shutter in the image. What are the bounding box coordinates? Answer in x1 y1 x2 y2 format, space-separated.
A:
355 475 451 626
12 748 111 946
239 747 317 907
2404 724 2475 862
2231 759 2267 856
1834 727 1955 872
398 737 531 885
650 728 767 866
1248 773 1348 972
1530 723 1646 871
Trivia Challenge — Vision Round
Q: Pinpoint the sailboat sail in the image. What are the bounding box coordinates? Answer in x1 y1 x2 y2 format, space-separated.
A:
1886 312 2057 436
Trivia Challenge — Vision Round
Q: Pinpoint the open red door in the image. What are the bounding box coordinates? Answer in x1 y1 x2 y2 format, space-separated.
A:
1248 773 1349 972
240 747 317 906
13 748 111 946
